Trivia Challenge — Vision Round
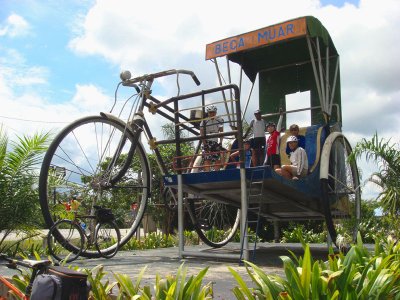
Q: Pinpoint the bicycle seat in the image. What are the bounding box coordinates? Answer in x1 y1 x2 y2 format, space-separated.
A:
23 259 52 268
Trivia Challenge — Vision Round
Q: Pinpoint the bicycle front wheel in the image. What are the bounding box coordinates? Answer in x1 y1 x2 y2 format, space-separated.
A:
47 219 84 263
39 115 150 258
94 221 121 259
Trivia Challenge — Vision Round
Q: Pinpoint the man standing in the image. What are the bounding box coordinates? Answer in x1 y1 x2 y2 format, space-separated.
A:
200 105 224 171
244 109 266 166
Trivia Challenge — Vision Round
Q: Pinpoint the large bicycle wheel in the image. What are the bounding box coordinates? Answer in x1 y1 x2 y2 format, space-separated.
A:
162 187 178 212
320 132 361 250
187 198 240 248
39 115 150 258
94 221 121 259
47 219 84 263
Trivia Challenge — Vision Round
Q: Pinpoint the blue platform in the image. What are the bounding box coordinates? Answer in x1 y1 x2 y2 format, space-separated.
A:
163 165 325 221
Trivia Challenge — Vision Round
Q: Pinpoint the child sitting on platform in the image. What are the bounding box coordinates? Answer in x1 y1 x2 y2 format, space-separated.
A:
276 135 308 180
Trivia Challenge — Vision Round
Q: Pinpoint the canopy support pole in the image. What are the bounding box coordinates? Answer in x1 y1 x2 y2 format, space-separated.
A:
316 37 327 115
226 56 236 127
213 58 233 126
307 36 323 111
325 45 330 116
329 57 340 114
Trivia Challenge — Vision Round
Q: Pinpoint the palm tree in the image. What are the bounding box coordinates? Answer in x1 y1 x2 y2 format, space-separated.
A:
0 126 51 251
349 132 400 216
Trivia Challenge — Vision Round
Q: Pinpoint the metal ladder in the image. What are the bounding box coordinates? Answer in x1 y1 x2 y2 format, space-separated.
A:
239 167 265 262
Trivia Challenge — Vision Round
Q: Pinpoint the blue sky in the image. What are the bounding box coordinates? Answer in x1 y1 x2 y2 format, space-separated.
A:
1 0 399 199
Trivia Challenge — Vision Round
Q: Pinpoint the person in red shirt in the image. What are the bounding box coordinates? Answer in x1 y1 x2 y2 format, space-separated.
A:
264 110 283 170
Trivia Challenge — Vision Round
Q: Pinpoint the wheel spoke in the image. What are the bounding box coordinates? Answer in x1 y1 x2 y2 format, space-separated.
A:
39 116 150 258
322 134 361 249
188 198 239 248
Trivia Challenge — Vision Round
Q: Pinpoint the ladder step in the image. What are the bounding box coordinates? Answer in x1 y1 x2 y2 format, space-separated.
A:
248 207 260 211
251 181 264 184
249 193 262 197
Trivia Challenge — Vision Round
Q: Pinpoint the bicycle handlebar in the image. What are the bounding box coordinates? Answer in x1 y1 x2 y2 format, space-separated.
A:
120 69 201 86
0 254 51 269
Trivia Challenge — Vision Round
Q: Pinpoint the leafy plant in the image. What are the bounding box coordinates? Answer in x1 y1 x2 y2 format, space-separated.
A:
0 127 51 252
280 223 326 244
349 132 400 217
151 263 213 300
111 263 213 299
120 233 177 251
230 233 400 299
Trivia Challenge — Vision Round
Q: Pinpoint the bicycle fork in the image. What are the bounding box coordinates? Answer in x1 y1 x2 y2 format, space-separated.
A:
98 111 145 185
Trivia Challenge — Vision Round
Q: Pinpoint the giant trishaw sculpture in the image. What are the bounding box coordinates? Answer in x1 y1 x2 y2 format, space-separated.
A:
39 16 361 261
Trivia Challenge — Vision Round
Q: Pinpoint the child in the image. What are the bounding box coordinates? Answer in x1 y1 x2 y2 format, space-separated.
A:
243 109 266 166
285 124 306 155
264 110 283 170
276 136 308 179
229 139 252 168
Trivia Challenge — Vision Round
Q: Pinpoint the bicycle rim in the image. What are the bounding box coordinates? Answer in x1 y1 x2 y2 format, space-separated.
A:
187 198 240 248
39 115 150 258
94 221 121 258
47 219 83 263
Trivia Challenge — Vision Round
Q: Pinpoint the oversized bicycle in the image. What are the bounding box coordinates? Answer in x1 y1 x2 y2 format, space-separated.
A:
39 69 217 258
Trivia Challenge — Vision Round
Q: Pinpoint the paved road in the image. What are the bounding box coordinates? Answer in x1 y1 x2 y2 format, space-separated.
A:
1 243 334 299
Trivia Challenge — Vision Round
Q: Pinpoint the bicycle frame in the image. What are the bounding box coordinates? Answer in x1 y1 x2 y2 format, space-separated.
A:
108 69 243 176
0 255 52 300
0 275 26 299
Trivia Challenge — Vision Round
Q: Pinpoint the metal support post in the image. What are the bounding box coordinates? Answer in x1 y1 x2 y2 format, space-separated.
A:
178 174 184 259
240 167 248 261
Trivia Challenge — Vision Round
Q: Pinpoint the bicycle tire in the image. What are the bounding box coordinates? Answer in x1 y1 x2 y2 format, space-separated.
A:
162 187 178 212
47 219 84 263
39 115 150 258
187 198 240 248
320 133 361 250
94 221 121 259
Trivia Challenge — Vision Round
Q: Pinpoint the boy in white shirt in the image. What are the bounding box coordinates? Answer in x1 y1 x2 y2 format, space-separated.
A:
243 109 266 166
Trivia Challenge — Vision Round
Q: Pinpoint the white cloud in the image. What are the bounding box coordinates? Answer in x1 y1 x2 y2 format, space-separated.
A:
0 13 31 37
71 84 111 112
67 0 400 136
0 48 49 87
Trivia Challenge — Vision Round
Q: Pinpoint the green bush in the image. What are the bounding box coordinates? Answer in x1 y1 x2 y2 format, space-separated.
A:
121 233 177 251
280 223 326 244
83 263 213 299
230 233 400 299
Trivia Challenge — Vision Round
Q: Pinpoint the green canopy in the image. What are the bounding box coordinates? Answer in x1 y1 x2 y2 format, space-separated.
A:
206 16 341 124
226 16 338 82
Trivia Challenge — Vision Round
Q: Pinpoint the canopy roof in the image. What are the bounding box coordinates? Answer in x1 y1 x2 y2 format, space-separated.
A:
206 16 338 82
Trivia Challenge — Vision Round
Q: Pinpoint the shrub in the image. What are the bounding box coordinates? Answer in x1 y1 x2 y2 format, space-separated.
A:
230 233 400 299
280 223 326 244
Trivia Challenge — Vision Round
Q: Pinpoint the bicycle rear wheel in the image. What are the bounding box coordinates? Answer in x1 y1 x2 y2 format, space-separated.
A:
320 133 361 250
94 221 121 259
47 219 84 263
39 115 150 258
187 198 240 248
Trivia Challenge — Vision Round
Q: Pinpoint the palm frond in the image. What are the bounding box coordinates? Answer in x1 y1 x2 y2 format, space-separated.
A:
349 132 400 216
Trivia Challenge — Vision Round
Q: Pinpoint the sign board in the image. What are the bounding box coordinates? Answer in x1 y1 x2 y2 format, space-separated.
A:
206 17 307 60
